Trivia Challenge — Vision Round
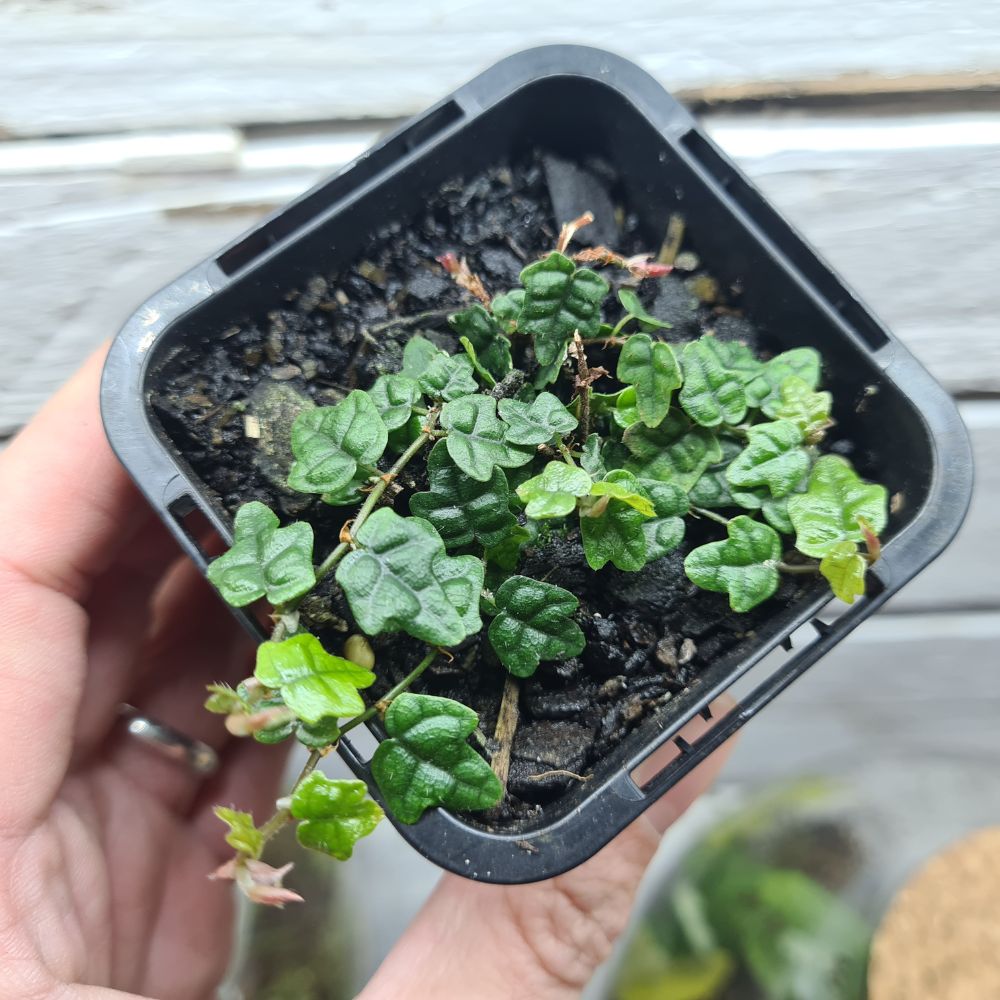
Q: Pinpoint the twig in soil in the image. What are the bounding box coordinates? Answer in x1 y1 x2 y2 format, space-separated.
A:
657 213 686 267
438 253 491 307
490 674 521 789
525 769 592 783
568 331 607 441
555 211 594 254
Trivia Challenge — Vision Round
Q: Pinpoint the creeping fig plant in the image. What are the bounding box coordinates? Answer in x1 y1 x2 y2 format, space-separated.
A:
204 216 888 904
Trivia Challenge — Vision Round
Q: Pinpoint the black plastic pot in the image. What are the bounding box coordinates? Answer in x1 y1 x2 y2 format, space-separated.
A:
101 45 973 884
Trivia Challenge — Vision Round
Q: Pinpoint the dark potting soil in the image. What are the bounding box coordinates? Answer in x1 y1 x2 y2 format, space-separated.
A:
150 150 826 832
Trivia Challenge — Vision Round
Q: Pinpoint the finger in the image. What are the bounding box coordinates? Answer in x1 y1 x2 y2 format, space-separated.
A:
358 731 733 1000
0 346 150 603
105 558 257 814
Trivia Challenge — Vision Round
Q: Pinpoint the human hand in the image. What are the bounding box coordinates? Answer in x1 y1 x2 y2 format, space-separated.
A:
0 350 730 999
0 350 284 999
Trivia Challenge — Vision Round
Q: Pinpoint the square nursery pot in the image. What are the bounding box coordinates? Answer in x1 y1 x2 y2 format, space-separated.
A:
101 45 973 883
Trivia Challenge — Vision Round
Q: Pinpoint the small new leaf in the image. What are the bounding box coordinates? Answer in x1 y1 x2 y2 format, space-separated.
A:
745 347 822 412
616 333 682 427
409 441 517 548
488 575 585 677
255 633 374 724
418 353 479 402
402 334 446 377
440 394 533 481
369 373 422 431
519 252 609 365
207 501 315 607
618 287 671 330
589 476 656 517
787 455 889 557
491 289 525 331
335 508 479 646
290 772 384 860
449 303 512 379
370 694 504 823
683 515 782 612
678 336 750 427
288 391 388 494
623 412 724 492
214 806 263 860
773 375 834 443
498 391 578 446
580 470 651 571
726 420 810 499
516 461 592 519
819 540 867 604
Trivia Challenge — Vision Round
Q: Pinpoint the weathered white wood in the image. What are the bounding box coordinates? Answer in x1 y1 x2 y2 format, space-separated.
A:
722 610 1000 785
889 401 1000 612
1 1 998 138
2 110 998 433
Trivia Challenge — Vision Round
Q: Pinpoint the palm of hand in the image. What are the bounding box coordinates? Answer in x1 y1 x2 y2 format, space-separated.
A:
0 354 281 1000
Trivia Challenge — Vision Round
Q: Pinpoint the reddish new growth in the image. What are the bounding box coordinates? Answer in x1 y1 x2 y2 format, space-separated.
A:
573 246 673 279
437 252 491 306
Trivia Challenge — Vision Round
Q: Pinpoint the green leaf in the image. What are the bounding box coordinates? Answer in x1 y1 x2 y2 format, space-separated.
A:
516 460 592 519
519 252 609 365
288 390 388 494
402 334 446 377
449 303 512 379
320 474 368 508
787 455 889 557
612 386 642 430
459 336 497 388
409 441 517 549
213 806 263 859
488 575 585 677
580 469 651 571
290 772 384 860
589 477 656 517
773 375 834 443
484 524 532 572
370 693 504 823
296 715 342 750
820 540 867 604
491 288 524 332
255 633 374 724
761 494 794 535
386 412 424 454
335 508 479 646
688 437 765 511
431 551 485 637
418 353 479 402
204 682 245 715
369 373 422 431
726 420 810 499
207 501 315 607
617 333 682 427
678 336 750 427
745 347 822 412
440 394 533 482
623 412 724 492
640 479 689 560
618 287 671 329
498 391 578 446
580 433 606 478
684 515 783 612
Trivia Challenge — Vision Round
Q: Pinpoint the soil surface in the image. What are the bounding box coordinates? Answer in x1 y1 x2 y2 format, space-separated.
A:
151 150 823 831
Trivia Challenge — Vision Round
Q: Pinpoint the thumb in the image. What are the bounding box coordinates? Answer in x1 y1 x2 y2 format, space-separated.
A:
357 729 732 1000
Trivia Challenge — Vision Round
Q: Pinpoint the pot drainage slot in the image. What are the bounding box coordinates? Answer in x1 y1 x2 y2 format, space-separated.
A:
680 128 888 352
167 495 226 564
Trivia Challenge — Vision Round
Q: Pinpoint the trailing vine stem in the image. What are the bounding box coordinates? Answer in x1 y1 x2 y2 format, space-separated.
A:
251 647 440 852
314 410 440 582
270 408 441 639
690 505 731 527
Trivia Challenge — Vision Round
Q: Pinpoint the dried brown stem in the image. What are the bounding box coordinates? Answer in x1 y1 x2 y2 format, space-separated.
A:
491 674 520 789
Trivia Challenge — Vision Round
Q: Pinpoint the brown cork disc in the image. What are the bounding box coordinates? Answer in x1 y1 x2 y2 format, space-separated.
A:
869 827 1000 1000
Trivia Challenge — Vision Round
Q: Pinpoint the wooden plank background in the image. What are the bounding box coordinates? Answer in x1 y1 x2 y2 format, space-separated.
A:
2 5 998 991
